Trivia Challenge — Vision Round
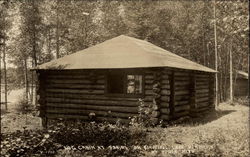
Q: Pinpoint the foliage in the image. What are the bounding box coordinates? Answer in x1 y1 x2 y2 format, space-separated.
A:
1 0 248 103
15 92 34 114
0 120 147 157
130 99 157 127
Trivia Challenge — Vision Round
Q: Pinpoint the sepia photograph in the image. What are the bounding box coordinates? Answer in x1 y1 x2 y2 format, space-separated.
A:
0 0 249 156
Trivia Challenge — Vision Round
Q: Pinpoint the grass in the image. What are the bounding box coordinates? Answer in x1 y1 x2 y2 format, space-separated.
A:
1 89 42 133
144 101 249 156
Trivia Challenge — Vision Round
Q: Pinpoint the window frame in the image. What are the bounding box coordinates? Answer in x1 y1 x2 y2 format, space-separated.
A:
105 70 145 98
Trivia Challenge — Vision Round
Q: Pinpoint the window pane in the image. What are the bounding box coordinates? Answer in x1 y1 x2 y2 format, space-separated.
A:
127 75 142 94
108 73 124 94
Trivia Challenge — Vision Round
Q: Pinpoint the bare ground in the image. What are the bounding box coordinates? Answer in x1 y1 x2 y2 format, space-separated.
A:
1 89 42 133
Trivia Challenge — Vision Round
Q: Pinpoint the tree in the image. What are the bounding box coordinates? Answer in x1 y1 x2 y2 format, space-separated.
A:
0 0 12 109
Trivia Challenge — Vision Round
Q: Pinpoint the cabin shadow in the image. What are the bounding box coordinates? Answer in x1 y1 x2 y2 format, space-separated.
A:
186 109 236 125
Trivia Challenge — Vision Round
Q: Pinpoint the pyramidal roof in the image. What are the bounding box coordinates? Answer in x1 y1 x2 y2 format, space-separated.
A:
36 35 216 73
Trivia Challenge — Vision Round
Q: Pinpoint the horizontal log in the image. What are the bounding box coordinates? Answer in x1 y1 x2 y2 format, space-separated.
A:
46 89 104 95
46 113 89 120
197 102 210 108
160 115 169 120
196 89 209 94
175 90 190 96
196 79 209 83
175 100 189 106
47 75 105 79
160 108 170 114
46 93 139 102
46 103 139 113
196 93 209 98
145 75 154 80
46 108 137 118
46 84 105 90
174 77 190 81
174 105 190 112
160 84 170 89
196 77 209 81
174 72 189 76
174 111 189 118
174 82 190 86
161 74 169 79
161 102 169 107
161 96 170 102
162 80 170 85
144 96 169 102
195 74 210 78
145 80 154 84
46 79 105 84
162 70 172 75
161 89 171 96
46 114 130 124
196 97 209 103
195 85 209 90
145 89 154 95
196 82 209 86
175 95 190 101
46 70 100 75
175 86 190 91
145 85 152 90
46 97 139 107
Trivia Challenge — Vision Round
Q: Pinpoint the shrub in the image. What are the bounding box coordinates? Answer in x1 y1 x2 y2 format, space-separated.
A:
1 120 147 157
129 98 157 127
16 93 34 114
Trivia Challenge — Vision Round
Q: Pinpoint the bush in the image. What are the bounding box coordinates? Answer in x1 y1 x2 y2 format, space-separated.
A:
16 93 34 114
129 99 157 127
1 120 147 157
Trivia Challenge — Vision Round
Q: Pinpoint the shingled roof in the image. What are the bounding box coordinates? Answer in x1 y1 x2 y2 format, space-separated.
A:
36 35 216 73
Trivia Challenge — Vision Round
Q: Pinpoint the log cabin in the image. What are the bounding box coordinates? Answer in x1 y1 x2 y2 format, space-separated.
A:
34 35 216 126
227 70 248 97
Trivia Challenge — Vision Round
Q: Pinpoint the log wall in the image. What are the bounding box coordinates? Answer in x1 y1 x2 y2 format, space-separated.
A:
172 70 191 119
159 69 171 123
194 72 214 114
37 69 157 125
37 68 215 126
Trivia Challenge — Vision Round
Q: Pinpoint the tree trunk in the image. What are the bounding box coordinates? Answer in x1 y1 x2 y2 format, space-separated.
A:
229 40 233 102
48 27 52 60
223 44 229 100
24 59 29 102
3 37 7 110
207 42 210 68
0 46 2 104
56 0 60 59
213 0 218 107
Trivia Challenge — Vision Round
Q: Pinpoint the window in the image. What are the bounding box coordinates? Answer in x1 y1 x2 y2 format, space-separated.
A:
126 75 143 94
107 72 124 94
106 71 143 96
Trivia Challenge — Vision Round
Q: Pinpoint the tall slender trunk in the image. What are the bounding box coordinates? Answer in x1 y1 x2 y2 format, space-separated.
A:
24 59 29 102
48 27 52 60
229 40 233 102
31 0 37 104
0 47 2 104
224 44 229 100
207 42 210 68
3 37 7 109
213 0 218 107
56 0 60 59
